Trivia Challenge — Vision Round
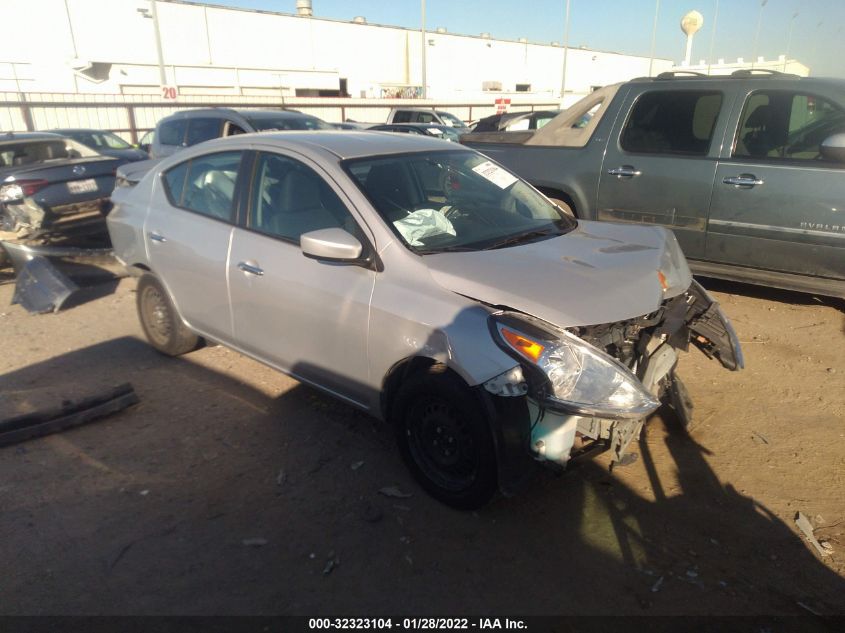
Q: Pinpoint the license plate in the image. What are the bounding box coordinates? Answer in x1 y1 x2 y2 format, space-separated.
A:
67 178 97 194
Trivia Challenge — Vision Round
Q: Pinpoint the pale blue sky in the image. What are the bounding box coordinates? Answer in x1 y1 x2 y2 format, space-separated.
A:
196 0 844 77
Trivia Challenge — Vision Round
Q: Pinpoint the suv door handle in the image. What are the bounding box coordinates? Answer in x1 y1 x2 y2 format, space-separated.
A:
148 231 167 243
723 174 764 187
237 261 264 277
607 166 642 178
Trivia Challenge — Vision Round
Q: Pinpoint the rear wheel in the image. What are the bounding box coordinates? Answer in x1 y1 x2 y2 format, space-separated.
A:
392 370 497 510
136 273 199 356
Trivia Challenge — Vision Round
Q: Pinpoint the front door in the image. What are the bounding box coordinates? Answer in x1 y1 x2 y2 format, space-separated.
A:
706 89 845 281
227 150 376 407
596 88 729 258
145 150 244 341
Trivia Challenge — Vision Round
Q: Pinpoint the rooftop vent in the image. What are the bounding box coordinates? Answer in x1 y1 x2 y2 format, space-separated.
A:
480 32 491 39
352 16 367 24
518 37 528 43
436 27 446 33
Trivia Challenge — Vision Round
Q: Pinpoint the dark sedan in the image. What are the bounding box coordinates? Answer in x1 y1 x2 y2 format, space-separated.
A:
51 128 149 162
368 123 462 141
0 132 120 243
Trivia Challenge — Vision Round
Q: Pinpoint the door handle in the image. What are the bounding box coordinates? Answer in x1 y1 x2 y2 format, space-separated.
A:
148 231 167 243
607 165 642 179
723 174 764 187
237 261 264 277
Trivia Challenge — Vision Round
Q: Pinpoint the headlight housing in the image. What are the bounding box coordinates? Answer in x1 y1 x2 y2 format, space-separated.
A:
491 312 660 419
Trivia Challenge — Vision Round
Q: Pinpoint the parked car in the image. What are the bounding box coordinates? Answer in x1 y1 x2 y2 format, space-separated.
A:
471 110 562 133
463 70 845 299
51 128 149 162
368 123 462 141
108 131 741 509
0 132 120 248
150 108 334 158
137 130 155 155
386 107 470 133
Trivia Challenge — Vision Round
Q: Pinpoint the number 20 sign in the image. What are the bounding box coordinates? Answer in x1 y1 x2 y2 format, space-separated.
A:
161 85 178 100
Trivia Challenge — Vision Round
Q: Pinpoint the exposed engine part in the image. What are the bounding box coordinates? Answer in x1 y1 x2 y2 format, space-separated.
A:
483 365 528 397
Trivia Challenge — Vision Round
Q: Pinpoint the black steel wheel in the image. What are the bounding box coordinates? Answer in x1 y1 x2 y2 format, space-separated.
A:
392 370 497 509
136 273 199 356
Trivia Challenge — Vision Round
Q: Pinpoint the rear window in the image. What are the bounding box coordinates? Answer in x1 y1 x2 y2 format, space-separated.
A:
162 151 242 222
185 118 222 145
246 116 333 131
620 90 723 156
158 119 187 146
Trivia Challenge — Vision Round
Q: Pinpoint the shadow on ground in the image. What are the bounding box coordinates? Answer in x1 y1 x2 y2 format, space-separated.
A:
0 337 842 624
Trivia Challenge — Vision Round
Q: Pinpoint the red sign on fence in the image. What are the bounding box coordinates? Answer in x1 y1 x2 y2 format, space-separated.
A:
494 98 511 114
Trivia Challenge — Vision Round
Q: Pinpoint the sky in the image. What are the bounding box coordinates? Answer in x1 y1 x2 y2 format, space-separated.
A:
195 0 845 77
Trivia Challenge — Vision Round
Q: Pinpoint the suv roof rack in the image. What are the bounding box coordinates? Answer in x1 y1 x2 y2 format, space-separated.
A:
655 70 708 80
730 68 799 79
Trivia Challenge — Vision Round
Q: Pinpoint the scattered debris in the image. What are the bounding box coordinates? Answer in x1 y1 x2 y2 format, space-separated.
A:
379 486 412 499
309 552 316 559
710 538 720 546
139 490 150 496
242 538 268 547
276 469 287 486
795 512 831 557
796 601 823 616
399 536 411 544
751 431 770 445
404 553 413 566
686 569 699 579
10 256 79 313
650 576 664 593
0 383 139 448
323 552 340 575
350 460 364 471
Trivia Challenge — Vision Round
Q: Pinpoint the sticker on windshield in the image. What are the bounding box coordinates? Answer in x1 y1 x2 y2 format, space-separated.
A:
472 161 518 189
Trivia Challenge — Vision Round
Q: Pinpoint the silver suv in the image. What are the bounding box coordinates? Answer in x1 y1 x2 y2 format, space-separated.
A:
108 131 742 508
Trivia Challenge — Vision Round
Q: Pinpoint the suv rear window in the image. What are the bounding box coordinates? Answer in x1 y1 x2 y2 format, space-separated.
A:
158 119 187 146
186 118 222 145
621 91 722 156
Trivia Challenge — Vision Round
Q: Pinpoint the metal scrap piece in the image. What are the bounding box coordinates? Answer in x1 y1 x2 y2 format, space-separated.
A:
795 511 831 557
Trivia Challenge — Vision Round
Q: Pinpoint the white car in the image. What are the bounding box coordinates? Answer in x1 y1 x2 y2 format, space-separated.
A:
107 131 742 509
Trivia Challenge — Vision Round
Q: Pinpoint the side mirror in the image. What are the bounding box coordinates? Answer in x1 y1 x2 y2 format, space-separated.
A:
820 133 845 163
300 228 363 262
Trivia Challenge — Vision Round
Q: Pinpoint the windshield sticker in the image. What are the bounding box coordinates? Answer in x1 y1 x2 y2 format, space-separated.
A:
472 161 518 189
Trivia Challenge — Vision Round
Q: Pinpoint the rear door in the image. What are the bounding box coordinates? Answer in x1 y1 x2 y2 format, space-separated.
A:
596 87 731 258
706 88 845 281
145 150 245 342
227 149 376 407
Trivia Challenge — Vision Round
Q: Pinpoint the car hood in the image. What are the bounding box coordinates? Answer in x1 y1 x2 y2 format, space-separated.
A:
424 220 692 328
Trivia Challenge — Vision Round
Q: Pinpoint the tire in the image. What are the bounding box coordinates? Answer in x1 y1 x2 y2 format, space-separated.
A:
391 370 498 510
548 197 575 218
136 273 199 356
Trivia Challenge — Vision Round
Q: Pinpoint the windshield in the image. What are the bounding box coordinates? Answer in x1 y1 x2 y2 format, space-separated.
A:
68 131 132 150
437 111 466 128
0 137 100 167
345 150 576 254
247 115 334 131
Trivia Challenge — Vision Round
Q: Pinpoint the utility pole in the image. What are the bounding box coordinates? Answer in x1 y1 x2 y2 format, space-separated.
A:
421 0 427 99
707 0 720 75
560 0 570 101
150 0 167 87
648 0 660 76
784 11 798 71
751 0 768 69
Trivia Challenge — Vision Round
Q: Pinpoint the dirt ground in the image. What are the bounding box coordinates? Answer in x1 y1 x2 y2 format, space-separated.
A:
0 269 843 617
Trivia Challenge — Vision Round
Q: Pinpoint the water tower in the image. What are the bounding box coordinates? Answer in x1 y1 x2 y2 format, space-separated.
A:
680 10 704 66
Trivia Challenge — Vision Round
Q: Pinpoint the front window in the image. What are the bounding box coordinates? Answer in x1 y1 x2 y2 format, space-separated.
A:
70 131 132 150
246 116 333 131
437 111 467 128
733 91 845 161
345 150 575 254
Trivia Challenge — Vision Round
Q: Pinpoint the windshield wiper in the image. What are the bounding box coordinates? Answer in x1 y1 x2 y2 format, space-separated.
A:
482 228 560 250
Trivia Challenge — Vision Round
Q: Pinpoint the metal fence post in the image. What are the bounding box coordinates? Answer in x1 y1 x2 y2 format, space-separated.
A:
19 92 34 131
127 105 138 144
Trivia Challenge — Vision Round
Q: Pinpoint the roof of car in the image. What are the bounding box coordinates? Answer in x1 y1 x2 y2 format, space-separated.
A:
160 108 309 121
51 128 117 133
0 131 66 144
628 70 845 88
223 130 466 159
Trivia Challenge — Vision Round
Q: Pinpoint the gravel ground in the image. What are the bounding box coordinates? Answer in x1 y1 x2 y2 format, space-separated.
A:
0 270 843 617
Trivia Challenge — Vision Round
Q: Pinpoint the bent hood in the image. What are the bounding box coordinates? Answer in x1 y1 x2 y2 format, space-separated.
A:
425 220 692 328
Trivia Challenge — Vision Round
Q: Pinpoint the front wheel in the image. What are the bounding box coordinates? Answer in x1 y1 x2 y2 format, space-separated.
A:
136 273 199 356
391 371 498 510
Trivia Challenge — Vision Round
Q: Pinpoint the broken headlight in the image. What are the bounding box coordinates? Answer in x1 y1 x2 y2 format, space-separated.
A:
490 312 660 419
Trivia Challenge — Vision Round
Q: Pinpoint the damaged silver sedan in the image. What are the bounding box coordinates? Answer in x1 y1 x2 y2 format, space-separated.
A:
107 132 742 509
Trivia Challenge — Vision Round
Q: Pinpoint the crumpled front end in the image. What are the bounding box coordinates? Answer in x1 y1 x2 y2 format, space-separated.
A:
484 280 743 468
